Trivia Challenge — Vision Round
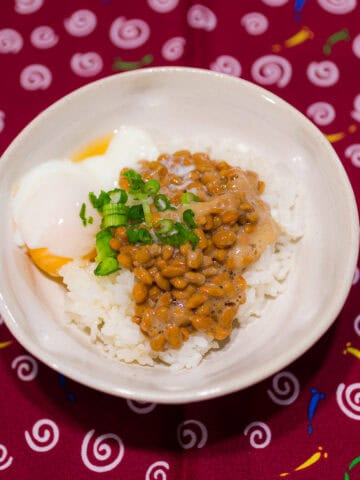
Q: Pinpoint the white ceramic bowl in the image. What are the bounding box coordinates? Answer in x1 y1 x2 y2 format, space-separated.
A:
0 67 358 403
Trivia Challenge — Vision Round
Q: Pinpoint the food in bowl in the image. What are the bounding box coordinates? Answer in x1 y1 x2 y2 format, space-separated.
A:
12 125 303 369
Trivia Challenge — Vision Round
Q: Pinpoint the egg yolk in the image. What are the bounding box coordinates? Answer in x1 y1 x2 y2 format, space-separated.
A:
28 247 97 277
71 133 113 162
27 247 72 277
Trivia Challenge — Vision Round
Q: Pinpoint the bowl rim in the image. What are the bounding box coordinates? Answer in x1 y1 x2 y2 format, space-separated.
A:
0 66 359 404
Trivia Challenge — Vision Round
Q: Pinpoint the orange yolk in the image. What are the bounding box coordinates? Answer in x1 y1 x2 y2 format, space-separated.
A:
71 133 113 162
27 247 72 277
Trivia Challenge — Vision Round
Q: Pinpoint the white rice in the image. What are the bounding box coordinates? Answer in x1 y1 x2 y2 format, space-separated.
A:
59 152 304 370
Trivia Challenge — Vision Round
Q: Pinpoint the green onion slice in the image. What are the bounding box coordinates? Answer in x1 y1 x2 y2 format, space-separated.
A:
141 201 152 227
156 219 175 234
95 230 117 262
122 169 145 193
126 228 152 245
79 203 87 226
144 179 160 196
109 188 128 204
156 222 199 249
79 202 94 226
102 203 128 216
183 209 197 229
102 214 127 228
154 194 175 211
89 191 111 212
181 192 200 204
94 257 119 276
101 204 128 228
128 204 145 222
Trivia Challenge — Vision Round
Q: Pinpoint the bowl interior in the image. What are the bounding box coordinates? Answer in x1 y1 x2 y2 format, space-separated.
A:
0 68 358 403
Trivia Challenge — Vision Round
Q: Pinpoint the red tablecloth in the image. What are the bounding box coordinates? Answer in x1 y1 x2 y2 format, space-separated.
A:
1 1 360 479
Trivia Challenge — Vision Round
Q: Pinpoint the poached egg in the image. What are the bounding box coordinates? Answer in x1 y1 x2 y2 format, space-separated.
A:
12 126 159 276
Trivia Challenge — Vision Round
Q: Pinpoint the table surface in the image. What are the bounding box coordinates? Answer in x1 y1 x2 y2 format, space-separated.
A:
0 1 359 479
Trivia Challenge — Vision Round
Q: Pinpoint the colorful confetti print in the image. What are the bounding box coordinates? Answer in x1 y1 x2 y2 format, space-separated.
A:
307 387 326 434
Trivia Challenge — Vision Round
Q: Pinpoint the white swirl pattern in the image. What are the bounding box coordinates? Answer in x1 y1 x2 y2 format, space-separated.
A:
20 64 52 90
70 52 103 77
241 12 269 35
11 355 38 381
251 55 292 87
30 26 59 49
0 444 13 471
345 144 360 167
0 111 5 133
177 420 208 449
15 0 44 14
0 28 23 53
243 421 272 448
64 10 97 37
354 314 360 336
210 55 242 76
336 383 360 420
145 460 170 480
306 102 336 126
126 400 157 414
161 36 185 61
352 34 360 59
351 94 360 122
261 0 289 5
317 0 357 14
24 419 60 452
147 0 179 13
187 5 217 31
267 371 300 405
81 430 124 472
307 61 339 87
109 17 150 49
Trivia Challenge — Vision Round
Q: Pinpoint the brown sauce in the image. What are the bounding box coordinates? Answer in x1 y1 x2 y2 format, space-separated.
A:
111 150 280 351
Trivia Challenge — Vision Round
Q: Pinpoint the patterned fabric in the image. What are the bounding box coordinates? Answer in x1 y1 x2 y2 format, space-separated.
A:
0 1 359 478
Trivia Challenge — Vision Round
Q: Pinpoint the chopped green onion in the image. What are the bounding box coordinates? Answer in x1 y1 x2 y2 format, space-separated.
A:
141 200 152 227
144 179 160 196
126 229 138 244
102 203 126 216
102 214 127 228
157 219 175 234
89 191 111 212
126 228 152 244
138 228 153 244
154 194 175 211
102 203 128 216
128 204 145 222
79 202 93 227
79 203 87 226
186 230 199 250
95 230 117 262
109 188 128 204
174 222 199 249
181 192 200 204
101 204 128 228
94 257 119 276
183 209 197 229
156 222 199 249
122 169 145 192
94 229 120 275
